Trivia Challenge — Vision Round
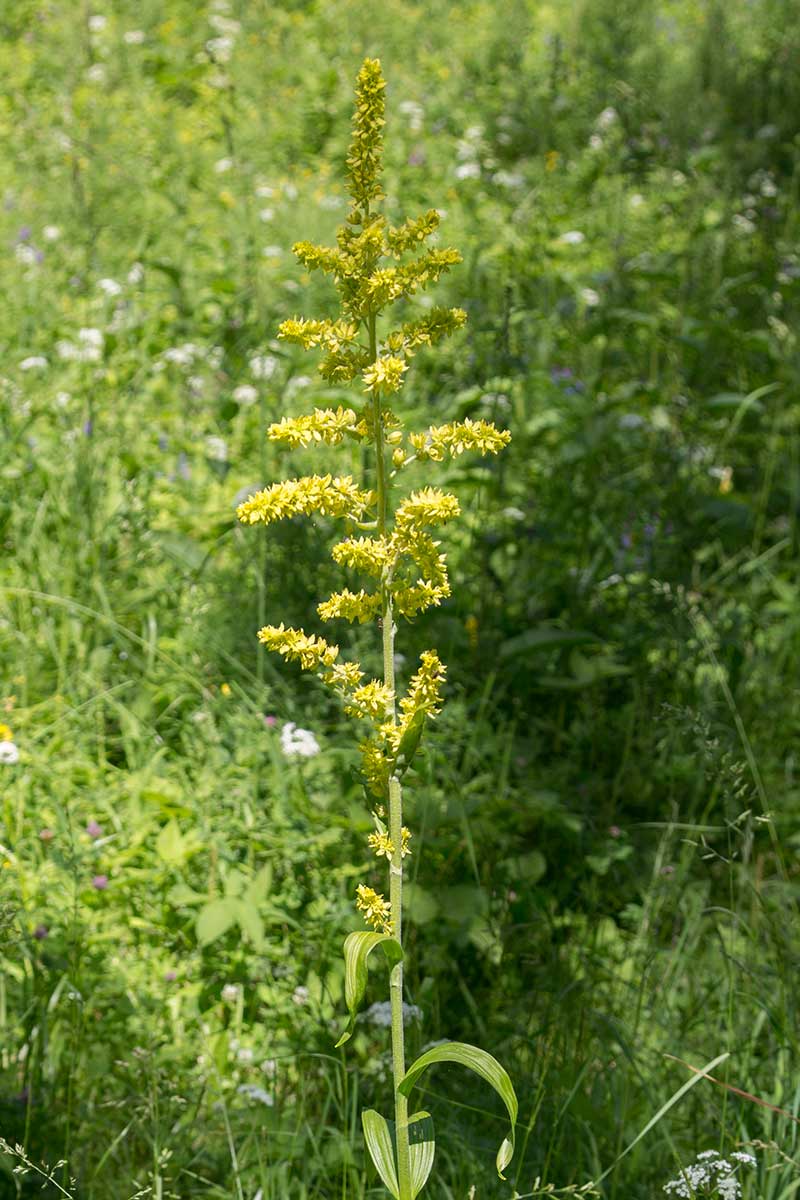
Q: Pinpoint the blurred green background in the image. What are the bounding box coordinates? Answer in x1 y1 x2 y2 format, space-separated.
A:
2 0 800 1196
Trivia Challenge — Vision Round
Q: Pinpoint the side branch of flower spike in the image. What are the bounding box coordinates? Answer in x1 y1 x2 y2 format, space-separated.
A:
268 407 368 448
236 474 374 526
410 418 512 462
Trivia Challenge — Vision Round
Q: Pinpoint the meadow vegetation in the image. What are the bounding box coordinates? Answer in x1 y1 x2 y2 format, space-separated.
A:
1 0 800 1197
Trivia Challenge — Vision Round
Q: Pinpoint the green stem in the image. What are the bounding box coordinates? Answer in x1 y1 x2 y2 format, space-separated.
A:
369 307 412 1200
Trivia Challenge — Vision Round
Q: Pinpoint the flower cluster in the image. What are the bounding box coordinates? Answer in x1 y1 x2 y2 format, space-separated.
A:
236 57 510 936
663 1150 757 1200
355 884 392 933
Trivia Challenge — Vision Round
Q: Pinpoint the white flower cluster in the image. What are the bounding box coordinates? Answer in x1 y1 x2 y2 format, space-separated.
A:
0 741 20 765
663 1149 756 1200
237 1083 274 1106
57 327 104 363
280 723 320 759
363 1001 422 1028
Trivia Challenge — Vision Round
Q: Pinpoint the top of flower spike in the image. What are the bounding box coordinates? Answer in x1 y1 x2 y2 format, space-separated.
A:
346 58 386 212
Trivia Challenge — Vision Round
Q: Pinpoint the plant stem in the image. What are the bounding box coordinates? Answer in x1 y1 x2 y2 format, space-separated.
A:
369 307 413 1200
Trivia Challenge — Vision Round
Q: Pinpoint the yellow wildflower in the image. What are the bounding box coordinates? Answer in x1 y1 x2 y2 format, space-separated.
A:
0 723 12 741
395 488 460 533
400 827 411 857
363 355 408 396
268 407 362 449
346 58 386 210
355 883 392 932
256 624 339 670
367 831 394 859
236 474 374 527
410 418 511 462
317 588 382 624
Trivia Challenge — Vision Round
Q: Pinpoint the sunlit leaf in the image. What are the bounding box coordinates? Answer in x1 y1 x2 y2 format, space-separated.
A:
336 931 403 1047
408 1110 435 1197
399 1041 517 1178
362 1109 399 1199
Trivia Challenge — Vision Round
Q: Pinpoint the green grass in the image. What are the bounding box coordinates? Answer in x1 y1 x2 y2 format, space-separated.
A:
2 0 800 1196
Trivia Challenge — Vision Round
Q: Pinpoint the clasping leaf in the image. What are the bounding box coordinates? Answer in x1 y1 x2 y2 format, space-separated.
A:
336 930 403 1047
398 1041 517 1178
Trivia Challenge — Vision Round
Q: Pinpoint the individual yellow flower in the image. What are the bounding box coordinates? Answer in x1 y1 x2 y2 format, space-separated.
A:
355 883 392 932
220 683 232 698
367 831 394 859
0 723 12 741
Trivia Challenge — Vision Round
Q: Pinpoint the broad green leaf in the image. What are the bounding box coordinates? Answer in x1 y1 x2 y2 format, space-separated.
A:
399 1041 518 1179
362 1109 399 1199
234 899 265 951
336 931 403 1048
244 862 273 908
196 898 238 946
156 819 187 866
408 1111 435 1198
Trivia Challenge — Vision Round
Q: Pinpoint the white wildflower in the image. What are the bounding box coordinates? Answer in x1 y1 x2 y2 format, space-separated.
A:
236 1046 254 1064
221 983 239 1002
364 1001 422 1028
16 245 39 265
55 391 71 408
0 741 20 765
629 193 645 209
280 723 320 759
123 29 145 44
214 157 233 174
42 224 61 241
581 287 600 306
261 1058 277 1077
732 214 756 234
19 356 47 371
86 64 107 84
237 1084 274 1106
493 169 524 188
255 183 274 199
589 134 604 150
454 162 480 180
249 353 278 380
98 277 122 296
206 35 234 61
127 261 144 284
292 985 309 1005
258 207 274 222
399 99 424 131
233 384 258 406
205 435 227 462
261 245 283 259
596 106 618 128
88 14 107 31
558 230 585 245
285 374 311 399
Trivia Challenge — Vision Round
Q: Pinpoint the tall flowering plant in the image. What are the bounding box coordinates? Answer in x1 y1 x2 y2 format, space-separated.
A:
238 59 517 1199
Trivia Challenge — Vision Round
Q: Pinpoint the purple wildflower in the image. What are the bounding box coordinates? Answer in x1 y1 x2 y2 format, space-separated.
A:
33 924 48 940
92 874 109 890
86 820 103 838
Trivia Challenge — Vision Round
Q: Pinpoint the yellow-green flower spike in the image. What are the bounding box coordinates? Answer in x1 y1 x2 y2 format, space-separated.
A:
236 60 516 1191
346 58 386 211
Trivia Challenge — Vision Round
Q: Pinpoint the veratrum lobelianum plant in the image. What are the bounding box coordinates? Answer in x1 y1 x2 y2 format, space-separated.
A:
237 59 517 1200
